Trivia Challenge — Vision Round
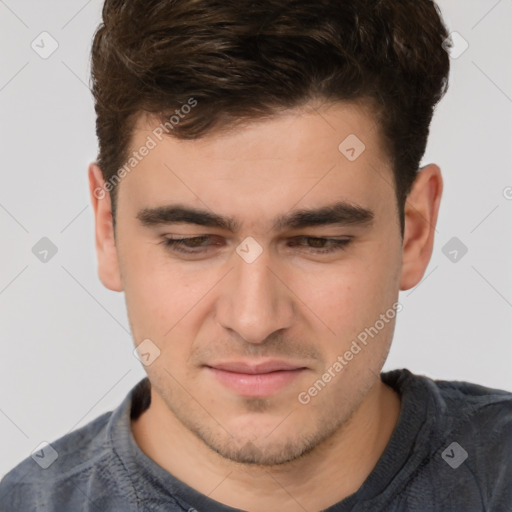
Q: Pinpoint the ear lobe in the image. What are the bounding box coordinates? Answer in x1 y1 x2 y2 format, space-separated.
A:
399 164 443 291
88 163 123 292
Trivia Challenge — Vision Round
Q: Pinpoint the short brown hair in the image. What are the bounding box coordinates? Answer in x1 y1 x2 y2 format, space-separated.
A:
90 0 451 235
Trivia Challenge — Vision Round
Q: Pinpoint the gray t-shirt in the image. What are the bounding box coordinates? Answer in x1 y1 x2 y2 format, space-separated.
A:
1 368 511 511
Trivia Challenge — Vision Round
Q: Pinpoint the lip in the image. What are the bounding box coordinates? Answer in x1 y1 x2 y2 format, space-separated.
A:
206 360 307 397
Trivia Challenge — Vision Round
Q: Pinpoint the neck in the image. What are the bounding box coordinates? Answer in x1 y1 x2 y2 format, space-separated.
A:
131 377 401 512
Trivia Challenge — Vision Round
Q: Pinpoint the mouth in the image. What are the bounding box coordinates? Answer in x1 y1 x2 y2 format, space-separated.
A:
205 360 308 397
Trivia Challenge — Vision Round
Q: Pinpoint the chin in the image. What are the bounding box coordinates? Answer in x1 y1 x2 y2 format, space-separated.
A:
206 434 316 466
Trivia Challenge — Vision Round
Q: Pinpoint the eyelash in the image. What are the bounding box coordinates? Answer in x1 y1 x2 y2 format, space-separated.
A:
162 235 352 255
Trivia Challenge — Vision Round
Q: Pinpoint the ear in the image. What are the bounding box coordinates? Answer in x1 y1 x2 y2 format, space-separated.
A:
88 163 123 292
399 164 443 290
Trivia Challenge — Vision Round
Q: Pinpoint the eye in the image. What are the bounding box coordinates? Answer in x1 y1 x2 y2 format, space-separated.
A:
287 236 352 254
162 235 218 254
161 235 352 256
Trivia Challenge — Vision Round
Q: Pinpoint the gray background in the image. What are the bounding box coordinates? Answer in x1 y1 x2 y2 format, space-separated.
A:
1 0 511 477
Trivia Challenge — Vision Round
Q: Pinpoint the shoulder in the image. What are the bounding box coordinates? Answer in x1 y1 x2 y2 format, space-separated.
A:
0 412 112 510
387 368 512 429
425 373 512 436
390 369 512 509
0 410 126 511
0 378 150 511
401 369 512 443
432 375 512 510
431 376 512 469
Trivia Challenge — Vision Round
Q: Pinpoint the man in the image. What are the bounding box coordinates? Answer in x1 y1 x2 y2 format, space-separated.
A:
1 0 511 511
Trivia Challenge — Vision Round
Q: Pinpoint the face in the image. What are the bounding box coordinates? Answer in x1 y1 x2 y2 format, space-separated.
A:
90 101 435 466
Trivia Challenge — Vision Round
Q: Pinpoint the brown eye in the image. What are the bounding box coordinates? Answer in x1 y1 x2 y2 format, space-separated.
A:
163 235 215 253
288 236 352 254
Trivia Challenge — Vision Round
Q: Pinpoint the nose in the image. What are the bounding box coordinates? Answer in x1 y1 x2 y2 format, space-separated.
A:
215 245 294 344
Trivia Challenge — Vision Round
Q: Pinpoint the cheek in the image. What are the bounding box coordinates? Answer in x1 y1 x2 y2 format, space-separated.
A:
300 245 401 344
119 241 191 338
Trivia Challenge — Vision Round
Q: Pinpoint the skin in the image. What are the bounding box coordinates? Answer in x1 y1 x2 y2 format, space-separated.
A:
88 100 442 512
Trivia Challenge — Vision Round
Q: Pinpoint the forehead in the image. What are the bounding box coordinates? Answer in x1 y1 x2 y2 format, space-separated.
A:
119 101 395 228
133 100 385 161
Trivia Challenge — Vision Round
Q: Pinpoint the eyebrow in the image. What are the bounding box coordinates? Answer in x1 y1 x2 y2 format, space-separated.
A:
136 201 374 232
